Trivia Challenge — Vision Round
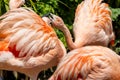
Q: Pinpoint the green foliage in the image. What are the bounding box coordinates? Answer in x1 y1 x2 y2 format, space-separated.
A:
109 0 120 54
0 0 9 16
110 7 120 54
109 0 120 8
111 8 120 21
25 0 59 16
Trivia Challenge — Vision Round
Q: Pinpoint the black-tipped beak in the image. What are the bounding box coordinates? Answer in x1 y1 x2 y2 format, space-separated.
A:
42 13 54 20
42 12 50 17
48 13 54 19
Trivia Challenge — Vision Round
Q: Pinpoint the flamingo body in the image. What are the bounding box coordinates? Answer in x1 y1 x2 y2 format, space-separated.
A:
48 0 115 50
0 5 66 80
73 0 115 47
49 46 120 80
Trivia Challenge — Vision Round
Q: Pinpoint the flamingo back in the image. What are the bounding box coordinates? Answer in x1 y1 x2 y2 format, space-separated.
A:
49 46 120 80
0 8 66 68
73 0 115 47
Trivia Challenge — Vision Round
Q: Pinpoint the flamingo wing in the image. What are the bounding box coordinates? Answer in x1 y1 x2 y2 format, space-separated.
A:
49 46 120 80
73 0 115 47
0 8 66 78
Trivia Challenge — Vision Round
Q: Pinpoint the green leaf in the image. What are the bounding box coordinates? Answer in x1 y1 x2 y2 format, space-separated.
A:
110 8 120 21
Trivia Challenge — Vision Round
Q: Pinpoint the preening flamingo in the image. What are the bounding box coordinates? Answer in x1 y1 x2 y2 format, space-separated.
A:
0 0 66 80
47 0 115 50
42 15 52 26
49 46 120 80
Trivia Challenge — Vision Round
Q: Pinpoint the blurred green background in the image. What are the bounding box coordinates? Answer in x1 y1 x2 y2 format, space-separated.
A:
0 0 120 80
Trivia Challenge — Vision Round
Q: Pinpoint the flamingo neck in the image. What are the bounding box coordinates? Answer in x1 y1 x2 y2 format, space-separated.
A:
60 25 76 50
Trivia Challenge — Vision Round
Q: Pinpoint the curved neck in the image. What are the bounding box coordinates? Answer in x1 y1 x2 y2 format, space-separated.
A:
59 25 76 50
9 0 25 9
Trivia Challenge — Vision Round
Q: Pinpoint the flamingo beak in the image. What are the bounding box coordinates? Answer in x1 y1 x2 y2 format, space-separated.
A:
42 13 55 25
48 13 54 19
42 13 54 20
42 13 53 18
42 12 51 17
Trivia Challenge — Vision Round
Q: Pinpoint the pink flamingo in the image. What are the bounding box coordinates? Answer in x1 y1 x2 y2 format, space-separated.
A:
47 0 115 50
0 0 66 79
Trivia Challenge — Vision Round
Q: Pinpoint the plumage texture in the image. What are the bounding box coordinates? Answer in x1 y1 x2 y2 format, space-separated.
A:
49 46 120 80
49 0 115 50
0 3 66 80
73 0 115 47
9 0 25 9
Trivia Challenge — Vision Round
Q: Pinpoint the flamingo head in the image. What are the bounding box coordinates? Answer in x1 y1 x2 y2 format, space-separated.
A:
42 13 53 26
9 0 25 9
43 13 65 30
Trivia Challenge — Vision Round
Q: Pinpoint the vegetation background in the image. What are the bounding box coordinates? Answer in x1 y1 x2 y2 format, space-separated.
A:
0 0 120 80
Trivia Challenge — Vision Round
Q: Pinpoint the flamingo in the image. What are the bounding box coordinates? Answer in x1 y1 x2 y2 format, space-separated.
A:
0 0 66 80
9 0 25 9
47 0 115 50
0 0 25 79
42 14 52 26
49 46 120 80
